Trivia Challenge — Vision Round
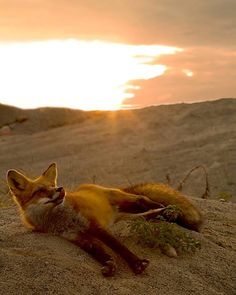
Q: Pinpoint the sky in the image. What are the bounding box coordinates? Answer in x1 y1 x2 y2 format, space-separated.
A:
0 0 235 109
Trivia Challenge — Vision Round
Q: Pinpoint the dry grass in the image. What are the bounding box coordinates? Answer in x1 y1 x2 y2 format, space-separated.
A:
128 206 201 255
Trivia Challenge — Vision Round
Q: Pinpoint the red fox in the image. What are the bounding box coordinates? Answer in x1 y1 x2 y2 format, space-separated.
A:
6 163 164 276
6 163 203 276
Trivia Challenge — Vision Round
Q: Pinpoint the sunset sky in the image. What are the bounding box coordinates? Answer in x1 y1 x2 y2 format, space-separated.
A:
0 0 235 110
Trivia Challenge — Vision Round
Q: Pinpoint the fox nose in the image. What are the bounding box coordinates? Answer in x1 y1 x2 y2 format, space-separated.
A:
56 186 65 199
56 187 64 192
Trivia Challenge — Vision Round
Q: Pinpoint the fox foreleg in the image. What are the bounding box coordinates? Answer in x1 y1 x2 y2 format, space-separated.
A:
89 225 149 275
73 233 117 277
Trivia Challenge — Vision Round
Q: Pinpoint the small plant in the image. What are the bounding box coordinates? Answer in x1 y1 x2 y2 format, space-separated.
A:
161 205 182 222
218 191 233 202
128 217 201 254
175 165 210 199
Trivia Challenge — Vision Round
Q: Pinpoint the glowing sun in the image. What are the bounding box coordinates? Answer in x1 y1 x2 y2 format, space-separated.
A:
0 39 181 110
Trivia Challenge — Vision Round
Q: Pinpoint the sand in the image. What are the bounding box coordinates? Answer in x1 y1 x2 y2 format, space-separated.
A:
0 98 236 294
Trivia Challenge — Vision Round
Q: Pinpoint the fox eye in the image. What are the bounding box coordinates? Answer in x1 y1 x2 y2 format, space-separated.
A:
37 188 47 194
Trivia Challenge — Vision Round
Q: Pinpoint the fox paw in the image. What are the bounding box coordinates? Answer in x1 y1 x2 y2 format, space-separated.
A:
160 244 178 258
101 260 117 277
132 259 149 275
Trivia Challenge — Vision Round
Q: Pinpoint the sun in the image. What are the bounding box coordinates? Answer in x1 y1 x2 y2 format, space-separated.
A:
0 40 181 110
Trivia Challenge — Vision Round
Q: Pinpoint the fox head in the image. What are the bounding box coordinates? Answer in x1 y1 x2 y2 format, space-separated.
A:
6 163 65 211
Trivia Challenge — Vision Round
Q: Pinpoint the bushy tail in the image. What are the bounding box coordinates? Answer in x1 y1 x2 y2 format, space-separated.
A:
123 183 204 232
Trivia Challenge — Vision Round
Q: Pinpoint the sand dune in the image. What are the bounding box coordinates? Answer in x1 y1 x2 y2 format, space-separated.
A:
0 98 236 294
0 98 235 197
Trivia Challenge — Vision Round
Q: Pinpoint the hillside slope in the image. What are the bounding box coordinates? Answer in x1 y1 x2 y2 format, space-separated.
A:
0 98 235 198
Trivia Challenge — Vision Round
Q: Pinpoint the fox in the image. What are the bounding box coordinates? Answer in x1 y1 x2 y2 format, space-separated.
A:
6 163 203 276
6 163 166 276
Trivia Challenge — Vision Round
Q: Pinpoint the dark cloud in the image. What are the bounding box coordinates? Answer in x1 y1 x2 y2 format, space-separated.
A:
0 0 235 46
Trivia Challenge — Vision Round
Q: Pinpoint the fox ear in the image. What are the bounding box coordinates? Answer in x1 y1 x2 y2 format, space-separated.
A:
42 163 57 186
7 170 29 194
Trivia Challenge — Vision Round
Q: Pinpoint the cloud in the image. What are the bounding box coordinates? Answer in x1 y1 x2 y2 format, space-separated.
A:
126 46 236 106
0 0 235 47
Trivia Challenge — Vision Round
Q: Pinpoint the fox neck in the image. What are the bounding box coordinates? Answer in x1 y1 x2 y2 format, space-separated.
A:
23 201 89 236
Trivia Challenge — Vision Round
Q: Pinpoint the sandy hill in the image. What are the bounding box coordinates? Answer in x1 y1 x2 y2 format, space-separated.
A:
0 98 236 294
0 104 91 133
0 98 235 197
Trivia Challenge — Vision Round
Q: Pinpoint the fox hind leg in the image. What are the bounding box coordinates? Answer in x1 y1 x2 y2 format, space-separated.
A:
110 189 164 213
115 207 166 222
